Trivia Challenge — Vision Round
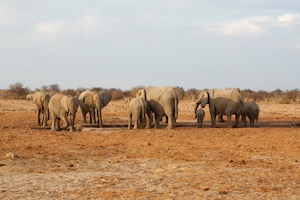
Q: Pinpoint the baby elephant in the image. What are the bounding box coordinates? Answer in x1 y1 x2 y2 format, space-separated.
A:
125 97 151 129
241 102 260 127
195 108 205 128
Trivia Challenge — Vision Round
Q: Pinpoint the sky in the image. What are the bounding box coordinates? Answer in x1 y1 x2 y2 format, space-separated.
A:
0 0 299 91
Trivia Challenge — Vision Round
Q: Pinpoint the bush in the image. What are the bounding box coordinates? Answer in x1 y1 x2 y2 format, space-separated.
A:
6 82 30 99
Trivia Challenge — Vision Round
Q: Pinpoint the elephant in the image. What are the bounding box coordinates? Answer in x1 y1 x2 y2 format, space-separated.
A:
125 97 151 129
195 108 205 128
79 90 112 127
48 93 80 132
136 86 178 129
194 89 244 128
26 92 50 127
241 102 260 127
217 88 241 123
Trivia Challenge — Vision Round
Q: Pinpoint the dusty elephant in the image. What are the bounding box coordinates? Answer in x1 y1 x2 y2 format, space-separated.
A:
241 102 260 127
195 108 205 128
125 97 151 129
26 92 50 127
217 88 241 122
194 89 244 128
136 86 178 129
79 90 112 127
48 93 80 132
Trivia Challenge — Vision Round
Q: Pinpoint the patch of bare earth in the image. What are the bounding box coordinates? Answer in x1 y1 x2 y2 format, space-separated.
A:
0 100 299 199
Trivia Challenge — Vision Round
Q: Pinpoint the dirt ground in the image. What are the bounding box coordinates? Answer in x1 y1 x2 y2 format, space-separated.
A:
0 99 299 199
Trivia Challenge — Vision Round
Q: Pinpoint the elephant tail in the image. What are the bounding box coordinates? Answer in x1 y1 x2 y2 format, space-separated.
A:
140 98 146 122
174 95 178 119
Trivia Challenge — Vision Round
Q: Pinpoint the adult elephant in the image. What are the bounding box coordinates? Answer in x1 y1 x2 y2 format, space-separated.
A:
48 93 80 132
79 90 112 127
194 89 244 128
26 92 50 127
136 86 178 129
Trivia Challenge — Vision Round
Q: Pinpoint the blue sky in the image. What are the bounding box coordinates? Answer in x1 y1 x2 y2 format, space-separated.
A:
1 0 299 91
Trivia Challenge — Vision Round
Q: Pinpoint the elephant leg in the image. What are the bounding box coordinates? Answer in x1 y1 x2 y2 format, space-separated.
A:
90 108 96 124
81 110 87 124
218 114 224 122
37 108 41 126
233 114 240 128
154 114 161 129
145 113 151 129
166 115 174 129
242 114 247 127
128 113 132 129
51 117 56 131
133 115 139 129
57 118 61 131
250 118 254 127
60 112 69 129
210 109 217 128
226 114 233 127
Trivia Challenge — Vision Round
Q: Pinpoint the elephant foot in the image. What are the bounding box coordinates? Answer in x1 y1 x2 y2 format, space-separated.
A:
166 126 174 129
133 126 138 129
145 126 150 129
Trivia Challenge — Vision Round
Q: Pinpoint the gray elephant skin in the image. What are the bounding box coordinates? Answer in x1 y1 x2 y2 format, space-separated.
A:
79 90 112 127
136 86 178 129
241 102 260 127
195 108 205 128
48 93 80 132
194 89 244 128
26 92 50 127
125 97 151 129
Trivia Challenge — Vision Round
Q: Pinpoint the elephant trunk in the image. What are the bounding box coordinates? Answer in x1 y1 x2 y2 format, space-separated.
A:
69 104 77 132
194 102 200 119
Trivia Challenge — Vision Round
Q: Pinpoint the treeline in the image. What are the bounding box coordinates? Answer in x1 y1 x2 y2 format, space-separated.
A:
0 82 299 104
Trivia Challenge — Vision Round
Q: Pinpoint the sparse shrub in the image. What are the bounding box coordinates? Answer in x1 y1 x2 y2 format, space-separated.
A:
109 88 126 100
63 89 77 96
185 88 199 101
6 82 30 99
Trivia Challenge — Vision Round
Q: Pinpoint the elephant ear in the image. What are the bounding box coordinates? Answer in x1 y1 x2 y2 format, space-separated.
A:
84 94 94 107
72 96 80 110
100 90 112 108
61 96 70 112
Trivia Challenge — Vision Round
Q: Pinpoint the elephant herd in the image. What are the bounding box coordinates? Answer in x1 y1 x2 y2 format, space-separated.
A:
26 87 260 132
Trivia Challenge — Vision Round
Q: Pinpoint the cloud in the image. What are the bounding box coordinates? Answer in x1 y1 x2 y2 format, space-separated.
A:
277 13 299 22
32 15 104 37
207 13 300 37
33 20 66 36
210 16 271 37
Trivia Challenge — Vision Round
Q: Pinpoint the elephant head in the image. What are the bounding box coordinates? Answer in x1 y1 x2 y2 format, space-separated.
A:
194 90 209 117
136 89 146 100
26 94 34 101
61 95 80 131
80 90 111 127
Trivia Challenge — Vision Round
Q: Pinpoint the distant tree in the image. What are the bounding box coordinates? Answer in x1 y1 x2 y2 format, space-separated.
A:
6 82 30 99
91 87 104 92
109 88 125 100
185 88 199 101
63 89 77 96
